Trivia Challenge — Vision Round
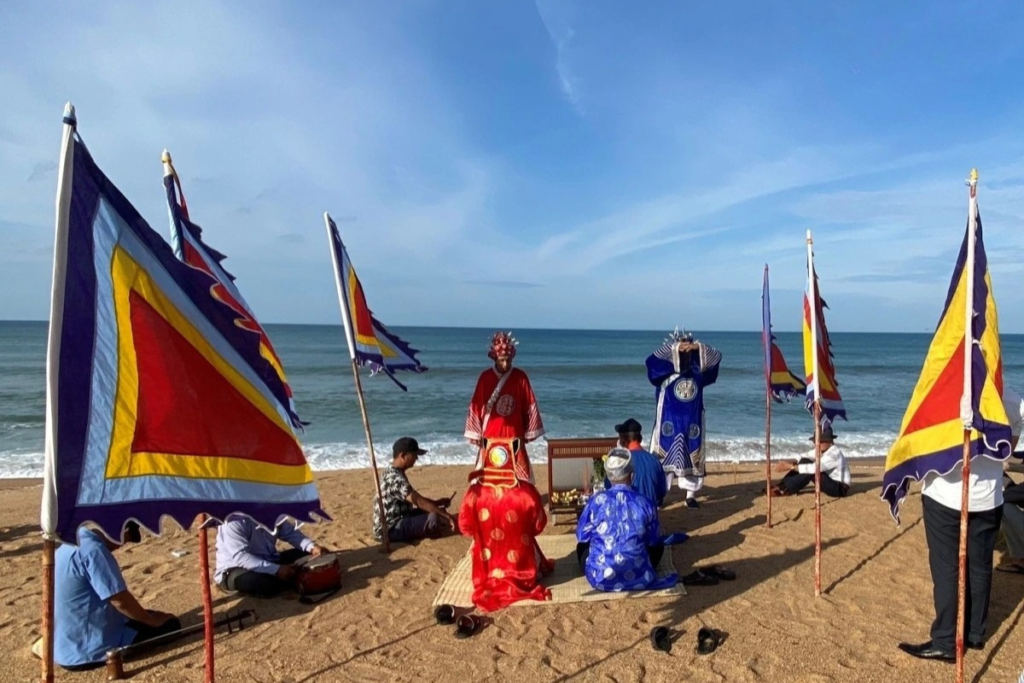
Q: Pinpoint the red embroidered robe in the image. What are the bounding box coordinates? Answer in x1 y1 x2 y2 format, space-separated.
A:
458 481 552 611
464 367 544 481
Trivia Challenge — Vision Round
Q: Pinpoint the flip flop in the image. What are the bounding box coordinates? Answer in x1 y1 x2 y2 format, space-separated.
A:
435 604 457 625
995 564 1024 575
455 614 479 639
696 627 720 655
681 570 719 587
659 532 690 546
700 565 736 581
650 626 671 653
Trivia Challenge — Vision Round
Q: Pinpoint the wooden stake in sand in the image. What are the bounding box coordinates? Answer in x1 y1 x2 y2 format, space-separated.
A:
324 213 391 554
954 168 980 683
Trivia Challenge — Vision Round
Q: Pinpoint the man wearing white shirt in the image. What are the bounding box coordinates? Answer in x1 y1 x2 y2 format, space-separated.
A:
771 423 850 498
215 516 329 598
898 387 1024 662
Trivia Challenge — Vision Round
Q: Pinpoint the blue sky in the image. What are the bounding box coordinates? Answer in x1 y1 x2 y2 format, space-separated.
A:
3 2 1024 332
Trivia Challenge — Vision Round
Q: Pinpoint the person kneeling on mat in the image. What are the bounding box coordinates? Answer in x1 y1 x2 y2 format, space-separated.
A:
215 515 329 597
576 449 678 592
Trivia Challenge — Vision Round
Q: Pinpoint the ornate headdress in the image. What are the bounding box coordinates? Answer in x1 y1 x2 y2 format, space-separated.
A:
488 331 518 361
468 437 523 489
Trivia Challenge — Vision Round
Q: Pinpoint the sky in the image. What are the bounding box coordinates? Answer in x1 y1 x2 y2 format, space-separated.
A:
2 2 1024 332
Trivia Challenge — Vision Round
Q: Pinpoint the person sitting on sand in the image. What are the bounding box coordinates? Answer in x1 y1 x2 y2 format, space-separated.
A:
53 522 182 671
771 421 850 498
604 418 667 508
214 516 329 598
576 449 678 592
373 437 456 543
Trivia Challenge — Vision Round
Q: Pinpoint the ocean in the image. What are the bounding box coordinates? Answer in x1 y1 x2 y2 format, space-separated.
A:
4 321 1024 478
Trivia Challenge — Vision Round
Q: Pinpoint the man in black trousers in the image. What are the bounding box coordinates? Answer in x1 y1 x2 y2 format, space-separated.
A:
897 454 1004 662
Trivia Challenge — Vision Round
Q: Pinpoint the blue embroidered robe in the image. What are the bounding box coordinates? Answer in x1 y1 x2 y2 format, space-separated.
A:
646 341 722 477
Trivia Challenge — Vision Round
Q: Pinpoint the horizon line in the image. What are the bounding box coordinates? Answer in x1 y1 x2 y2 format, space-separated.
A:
0 318 971 335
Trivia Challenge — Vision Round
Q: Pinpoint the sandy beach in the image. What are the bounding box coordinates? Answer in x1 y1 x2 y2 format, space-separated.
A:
2 462 1022 683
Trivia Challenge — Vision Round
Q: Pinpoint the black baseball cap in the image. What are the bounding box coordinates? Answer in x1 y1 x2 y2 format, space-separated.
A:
615 418 643 434
393 436 427 457
808 425 837 442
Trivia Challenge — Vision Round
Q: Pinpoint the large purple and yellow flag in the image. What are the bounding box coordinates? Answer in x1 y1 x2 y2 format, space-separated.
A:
881 175 1011 522
803 236 847 421
162 152 301 426
762 265 806 402
41 106 326 543
324 213 426 391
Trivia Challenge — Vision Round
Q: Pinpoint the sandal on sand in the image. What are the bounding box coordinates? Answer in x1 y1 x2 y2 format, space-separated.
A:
455 614 479 639
650 626 671 653
696 627 720 655
435 604 457 625
681 570 718 587
699 565 736 581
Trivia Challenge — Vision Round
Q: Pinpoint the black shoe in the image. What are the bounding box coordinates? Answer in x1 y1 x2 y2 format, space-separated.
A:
967 639 985 651
685 498 700 509
898 641 954 662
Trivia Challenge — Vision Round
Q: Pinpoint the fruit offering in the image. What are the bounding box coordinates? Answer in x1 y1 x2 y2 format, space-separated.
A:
551 488 582 506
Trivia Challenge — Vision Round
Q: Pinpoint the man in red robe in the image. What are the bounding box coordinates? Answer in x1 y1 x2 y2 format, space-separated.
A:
459 437 552 611
465 331 544 482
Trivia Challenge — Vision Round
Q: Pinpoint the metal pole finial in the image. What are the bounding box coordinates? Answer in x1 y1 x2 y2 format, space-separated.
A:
62 102 76 127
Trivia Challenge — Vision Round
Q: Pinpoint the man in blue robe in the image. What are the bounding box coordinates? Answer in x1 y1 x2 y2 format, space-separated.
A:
646 332 722 509
603 418 667 508
576 450 678 591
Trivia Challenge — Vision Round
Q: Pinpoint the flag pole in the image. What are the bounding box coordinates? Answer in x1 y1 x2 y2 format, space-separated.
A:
197 515 215 683
762 265 773 529
324 213 391 554
162 151 217 683
806 230 823 597
41 102 77 683
955 169 979 683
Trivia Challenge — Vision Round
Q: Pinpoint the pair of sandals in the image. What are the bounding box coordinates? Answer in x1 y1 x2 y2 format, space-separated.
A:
681 565 736 586
434 604 479 639
650 626 722 655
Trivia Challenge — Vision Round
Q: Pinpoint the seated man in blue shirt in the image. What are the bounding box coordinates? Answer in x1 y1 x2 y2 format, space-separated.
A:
214 515 329 597
577 450 678 592
54 522 181 671
604 418 667 507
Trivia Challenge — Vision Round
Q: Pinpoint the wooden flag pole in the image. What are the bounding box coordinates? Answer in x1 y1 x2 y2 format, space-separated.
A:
41 103 77 683
350 360 391 554
765 384 773 529
955 430 970 683
763 265 773 529
324 213 390 553
163 154 217 683
955 169 979 683
198 516 215 683
41 538 56 683
813 401 822 597
806 230 823 597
